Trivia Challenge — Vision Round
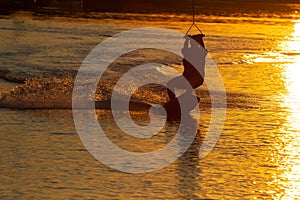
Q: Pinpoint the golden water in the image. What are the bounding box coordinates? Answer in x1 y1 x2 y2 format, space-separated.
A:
1 12 300 199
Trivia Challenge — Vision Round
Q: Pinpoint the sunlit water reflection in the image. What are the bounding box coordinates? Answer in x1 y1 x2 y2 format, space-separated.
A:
275 19 300 200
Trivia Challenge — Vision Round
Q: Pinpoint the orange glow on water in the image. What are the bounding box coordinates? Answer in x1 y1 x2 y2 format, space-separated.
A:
273 19 300 200
281 19 300 54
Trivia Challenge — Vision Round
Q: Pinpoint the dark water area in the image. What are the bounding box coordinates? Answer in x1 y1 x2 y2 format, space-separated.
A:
1 0 300 18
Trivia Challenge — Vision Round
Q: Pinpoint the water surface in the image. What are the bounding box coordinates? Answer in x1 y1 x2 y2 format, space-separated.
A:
1 10 300 199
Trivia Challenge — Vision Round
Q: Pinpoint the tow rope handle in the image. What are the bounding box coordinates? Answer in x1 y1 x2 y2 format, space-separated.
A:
185 0 205 36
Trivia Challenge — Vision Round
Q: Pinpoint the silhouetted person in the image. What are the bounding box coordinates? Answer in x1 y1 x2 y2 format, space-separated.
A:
167 34 207 100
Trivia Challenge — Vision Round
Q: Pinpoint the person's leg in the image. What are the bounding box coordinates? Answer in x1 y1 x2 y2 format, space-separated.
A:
166 77 178 100
167 88 176 100
167 76 192 100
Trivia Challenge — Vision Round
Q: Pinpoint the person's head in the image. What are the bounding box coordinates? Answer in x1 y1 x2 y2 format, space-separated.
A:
190 34 205 49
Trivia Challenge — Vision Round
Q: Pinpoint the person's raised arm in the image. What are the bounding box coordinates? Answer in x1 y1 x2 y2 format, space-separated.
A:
182 35 190 55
